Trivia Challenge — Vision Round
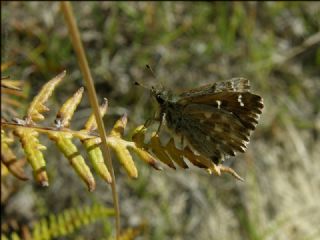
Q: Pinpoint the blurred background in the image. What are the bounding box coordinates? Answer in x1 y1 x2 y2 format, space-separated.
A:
1 2 320 240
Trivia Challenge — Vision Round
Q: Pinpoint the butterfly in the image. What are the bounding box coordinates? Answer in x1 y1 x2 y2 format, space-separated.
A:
136 76 264 165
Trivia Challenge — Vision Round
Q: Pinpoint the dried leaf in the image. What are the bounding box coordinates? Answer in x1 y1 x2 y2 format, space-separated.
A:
1 80 22 91
150 133 176 169
82 137 112 183
48 132 96 192
164 138 188 169
1 131 28 180
129 145 162 170
130 126 162 170
27 71 66 122
84 98 108 132
218 165 244 181
108 138 138 178
182 146 209 168
14 127 48 186
131 125 147 148
110 114 127 138
55 87 84 128
133 125 243 180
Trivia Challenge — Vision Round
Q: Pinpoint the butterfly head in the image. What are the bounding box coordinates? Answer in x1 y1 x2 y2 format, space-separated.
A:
135 80 171 105
151 86 170 105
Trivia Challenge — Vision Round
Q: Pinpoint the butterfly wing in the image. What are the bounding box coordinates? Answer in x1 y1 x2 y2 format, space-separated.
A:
178 78 263 130
179 78 250 99
179 104 249 163
175 78 263 163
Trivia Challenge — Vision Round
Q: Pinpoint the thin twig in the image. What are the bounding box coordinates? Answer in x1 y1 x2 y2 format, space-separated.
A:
273 31 320 65
1 120 98 139
60 2 121 238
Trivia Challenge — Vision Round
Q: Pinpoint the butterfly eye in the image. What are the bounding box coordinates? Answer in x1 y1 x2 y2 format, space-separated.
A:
156 94 165 104
150 86 156 94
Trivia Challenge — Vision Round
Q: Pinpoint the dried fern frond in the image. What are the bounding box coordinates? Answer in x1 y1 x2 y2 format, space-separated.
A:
132 125 244 181
107 114 162 178
81 98 112 183
1 71 162 191
26 70 66 123
1 62 28 118
1 130 28 180
1 79 22 91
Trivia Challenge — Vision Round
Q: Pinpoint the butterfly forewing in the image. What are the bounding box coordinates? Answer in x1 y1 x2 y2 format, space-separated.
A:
179 77 250 100
182 91 263 130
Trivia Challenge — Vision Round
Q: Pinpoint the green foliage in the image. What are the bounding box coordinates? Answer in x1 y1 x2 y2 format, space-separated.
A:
1 204 114 240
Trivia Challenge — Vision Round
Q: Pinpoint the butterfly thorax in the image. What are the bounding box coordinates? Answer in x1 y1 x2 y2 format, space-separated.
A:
164 102 185 133
152 89 184 133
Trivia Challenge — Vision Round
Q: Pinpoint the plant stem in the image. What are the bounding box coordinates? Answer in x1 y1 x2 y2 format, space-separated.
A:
60 2 120 238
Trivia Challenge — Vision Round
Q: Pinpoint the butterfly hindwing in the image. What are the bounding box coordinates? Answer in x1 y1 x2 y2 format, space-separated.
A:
180 104 251 160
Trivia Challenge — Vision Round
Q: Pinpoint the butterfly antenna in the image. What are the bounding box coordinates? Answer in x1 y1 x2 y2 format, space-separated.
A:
146 64 157 79
133 65 156 90
134 80 149 90
146 64 164 89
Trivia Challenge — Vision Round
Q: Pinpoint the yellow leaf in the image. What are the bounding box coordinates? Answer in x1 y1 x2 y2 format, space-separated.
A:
84 98 108 132
27 71 66 122
55 87 84 128
14 127 48 186
82 137 112 183
131 125 147 148
49 132 96 192
129 145 162 170
110 114 127 138
108 138 138 178
1 130 28 180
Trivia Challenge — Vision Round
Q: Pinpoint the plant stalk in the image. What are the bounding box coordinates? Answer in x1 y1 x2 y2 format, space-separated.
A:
60 2 120 238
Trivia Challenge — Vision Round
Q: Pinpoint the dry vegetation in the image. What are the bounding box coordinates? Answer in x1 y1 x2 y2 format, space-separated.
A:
1 2 320 240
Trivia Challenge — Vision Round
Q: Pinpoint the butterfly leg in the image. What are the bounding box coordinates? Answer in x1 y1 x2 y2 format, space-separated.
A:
181 136 184 149
144 111 158 128
156 112 165 134
144 118 153 128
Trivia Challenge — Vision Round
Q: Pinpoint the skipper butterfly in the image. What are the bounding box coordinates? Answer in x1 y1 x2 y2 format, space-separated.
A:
136 69 263 165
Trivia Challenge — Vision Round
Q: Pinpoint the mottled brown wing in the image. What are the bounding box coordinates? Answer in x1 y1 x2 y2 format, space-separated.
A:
182 92 263 130
179 78 250 99
178 78 263 131
179 104 252 163
176 78 263 164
